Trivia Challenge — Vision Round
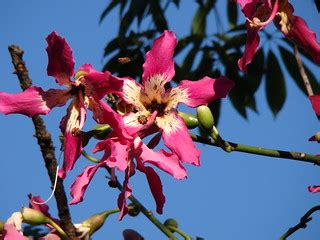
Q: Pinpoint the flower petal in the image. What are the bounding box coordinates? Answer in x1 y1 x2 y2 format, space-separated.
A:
59 132 83 179
103 139 130 171
3 224 27 240
309 95 320 116
79 64 124 99
117 166 133 220
238 27 260 72
0 87 69 117
274 3 320 64
175 76 234 108
70 163 104 204
144 166 165 214
160 114 200 166
46 31 74 86
142 30 177 84
135 138 187 179
308 185 320 193
90 99 133 139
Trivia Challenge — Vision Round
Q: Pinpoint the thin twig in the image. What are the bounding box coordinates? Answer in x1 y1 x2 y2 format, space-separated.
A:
293 45 314 96
8 45 76 239
279 205 320 239
191 134 320 165
103 166 178 240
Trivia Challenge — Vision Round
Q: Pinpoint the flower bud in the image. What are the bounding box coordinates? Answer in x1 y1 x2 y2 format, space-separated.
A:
178 112 198 129
164 218 178 229
128 203 140 217
196 106 214 131
0 220 4 233
21 207 50 225
92 124 112 140
74 70 87 80
81 210 114 235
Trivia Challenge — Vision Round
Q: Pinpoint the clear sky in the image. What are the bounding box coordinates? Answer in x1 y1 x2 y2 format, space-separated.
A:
0 1 320 239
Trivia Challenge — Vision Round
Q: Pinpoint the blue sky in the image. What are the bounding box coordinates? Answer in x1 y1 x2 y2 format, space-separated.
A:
0 0 320 239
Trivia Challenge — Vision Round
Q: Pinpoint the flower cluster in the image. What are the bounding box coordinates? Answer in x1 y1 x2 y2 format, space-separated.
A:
0 31 234 218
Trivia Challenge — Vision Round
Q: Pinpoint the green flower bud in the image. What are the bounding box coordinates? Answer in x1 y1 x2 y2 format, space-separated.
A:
128 203 140 217
81 209 118 235
178 112 198 129
92 124 112 140
164 218 178 229
0 220 4 233
74 70 87 80
315 131 320 142
21 207 50 225
196 106 214 131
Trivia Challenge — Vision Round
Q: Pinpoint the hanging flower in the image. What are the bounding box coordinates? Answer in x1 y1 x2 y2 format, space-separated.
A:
237 0 320 71
0 32 124 179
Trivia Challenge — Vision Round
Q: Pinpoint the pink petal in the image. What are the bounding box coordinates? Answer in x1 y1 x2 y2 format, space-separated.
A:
118 166 133 220
178 76 234 107
162 115 200 166
309 95 320 116
0 87 69 117
308 185 320 193
142 30 177 84
3 224 28 240
135 139 187 179
70 162 104 204
274 4 320 64
105 139 130 171
46 32 74 86
58 132 83 179
79 64 124 99
39 233 61 240
90 100 133 139
144 166 165 214
238 27 260 71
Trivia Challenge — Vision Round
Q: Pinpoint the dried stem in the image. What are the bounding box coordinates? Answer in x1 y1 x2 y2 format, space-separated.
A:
279 205 320 239
8 45 76 239
293 45 314 96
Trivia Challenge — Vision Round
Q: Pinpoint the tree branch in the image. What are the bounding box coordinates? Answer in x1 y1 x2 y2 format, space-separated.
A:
191 134 320 165
279 205 320 239
293 45 314 96
8 45 76 239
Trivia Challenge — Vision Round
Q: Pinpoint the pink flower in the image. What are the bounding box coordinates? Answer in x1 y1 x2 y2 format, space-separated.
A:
120 30 234 168
69 30 234 219
0 32 124 179
237 0 320 71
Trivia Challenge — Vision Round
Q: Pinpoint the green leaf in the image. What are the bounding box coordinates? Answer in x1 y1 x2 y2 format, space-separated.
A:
191 0 216 36
266 50 286 116
227 0 238 28
99 0 122 23
150 0 168 31
278 45 319 95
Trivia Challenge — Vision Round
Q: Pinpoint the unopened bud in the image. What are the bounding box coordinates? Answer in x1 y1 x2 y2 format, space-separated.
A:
128 203 140 217
196 106 214 131
315 132 320 142
0 220 4 233
21 207 50 225
92 124 112 140
74 70 87 80
164 218 178 229
81 210 116 235
178 112 198 129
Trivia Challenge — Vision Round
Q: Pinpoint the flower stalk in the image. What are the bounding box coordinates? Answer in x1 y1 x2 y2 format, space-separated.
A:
191 134 320 165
